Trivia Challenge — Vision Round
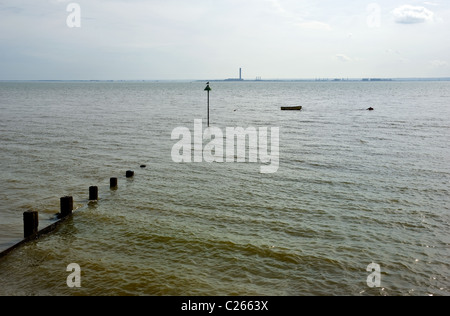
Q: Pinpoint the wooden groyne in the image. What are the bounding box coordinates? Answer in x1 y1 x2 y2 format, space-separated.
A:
0 170 136 260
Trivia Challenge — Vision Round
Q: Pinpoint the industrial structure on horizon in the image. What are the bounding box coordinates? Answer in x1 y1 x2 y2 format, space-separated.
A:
225 68 244 81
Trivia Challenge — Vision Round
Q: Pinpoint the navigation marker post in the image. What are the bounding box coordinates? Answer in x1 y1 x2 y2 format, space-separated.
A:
204 83 212 127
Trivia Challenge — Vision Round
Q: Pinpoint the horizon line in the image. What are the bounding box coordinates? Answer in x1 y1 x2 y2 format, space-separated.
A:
1 77 450 82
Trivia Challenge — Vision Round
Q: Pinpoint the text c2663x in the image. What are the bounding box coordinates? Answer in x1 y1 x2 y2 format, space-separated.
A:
181 300 269 313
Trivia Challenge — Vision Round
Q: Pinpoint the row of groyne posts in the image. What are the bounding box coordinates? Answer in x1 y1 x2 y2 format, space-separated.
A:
0 169 138 259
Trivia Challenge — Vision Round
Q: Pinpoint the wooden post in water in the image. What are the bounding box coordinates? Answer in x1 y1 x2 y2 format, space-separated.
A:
89 186 98 201
110 177 118 189
23 210 39 239
126 170 135 178
60 196 73 218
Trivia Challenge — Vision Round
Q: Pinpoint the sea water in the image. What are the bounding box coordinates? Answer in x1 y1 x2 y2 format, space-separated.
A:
0 81 449 296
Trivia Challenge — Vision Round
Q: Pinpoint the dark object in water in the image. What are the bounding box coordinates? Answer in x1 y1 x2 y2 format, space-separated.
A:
110 177 118 188
89 186 99 201
140 165 146 168
367 107 374 111
60 196 73 218
23 210 39 239
281 106 302 111
126 170 135 178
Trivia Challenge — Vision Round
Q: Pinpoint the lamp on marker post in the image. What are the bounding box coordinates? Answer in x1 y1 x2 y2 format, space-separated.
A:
204 82 212 127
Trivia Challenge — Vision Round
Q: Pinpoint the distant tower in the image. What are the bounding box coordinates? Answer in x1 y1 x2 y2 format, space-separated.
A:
239 68 242 80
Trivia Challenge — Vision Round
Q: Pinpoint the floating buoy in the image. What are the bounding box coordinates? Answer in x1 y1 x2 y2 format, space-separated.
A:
140 165 146 169
126 170 135 178
367 107 374 111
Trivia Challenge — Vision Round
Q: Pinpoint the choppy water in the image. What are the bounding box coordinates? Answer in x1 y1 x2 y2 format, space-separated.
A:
0 81 449 296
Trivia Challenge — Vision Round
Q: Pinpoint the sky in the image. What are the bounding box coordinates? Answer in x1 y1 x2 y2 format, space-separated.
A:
0 0 449 80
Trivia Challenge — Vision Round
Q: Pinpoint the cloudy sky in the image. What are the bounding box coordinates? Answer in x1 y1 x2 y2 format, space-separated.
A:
1 0 449 80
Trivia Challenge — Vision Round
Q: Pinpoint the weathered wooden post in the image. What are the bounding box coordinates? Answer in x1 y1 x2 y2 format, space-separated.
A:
126 170 135 178
23 210 39 239
89 186 98 201
110 177 118 188
60 196 73 218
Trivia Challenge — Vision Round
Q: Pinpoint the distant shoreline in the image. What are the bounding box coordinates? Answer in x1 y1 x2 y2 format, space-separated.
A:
1 77 450 83
204 77 450 82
